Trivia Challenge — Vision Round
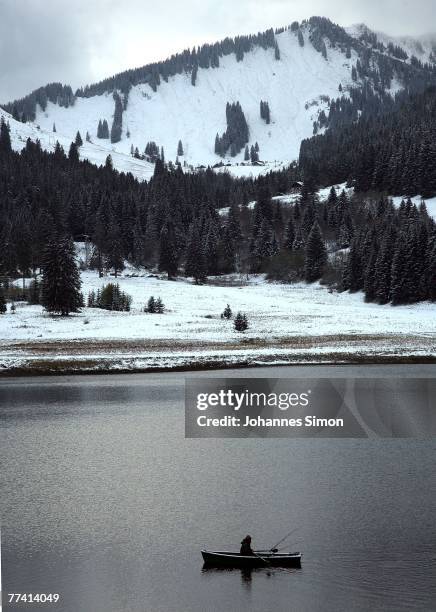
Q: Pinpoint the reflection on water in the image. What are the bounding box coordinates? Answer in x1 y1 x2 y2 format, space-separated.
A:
0 368 435 612
201 564 301 586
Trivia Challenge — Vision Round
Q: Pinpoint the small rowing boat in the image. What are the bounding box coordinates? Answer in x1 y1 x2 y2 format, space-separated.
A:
201 550 302 568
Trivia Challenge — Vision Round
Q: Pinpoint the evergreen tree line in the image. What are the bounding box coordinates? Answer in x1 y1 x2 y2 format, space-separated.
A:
300 87 436 197
243 142 260 163
0 118 434 306
3 83 75 122
215 102 249 157
74 28 278 97
97 119 110 139
260 100 270 124
111 92 123 143
341 196 436 305
0 119 296 282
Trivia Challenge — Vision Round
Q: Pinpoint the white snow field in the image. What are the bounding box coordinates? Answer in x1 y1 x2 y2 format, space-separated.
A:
0 108 154 181
1 271 435 374
33 28 358 167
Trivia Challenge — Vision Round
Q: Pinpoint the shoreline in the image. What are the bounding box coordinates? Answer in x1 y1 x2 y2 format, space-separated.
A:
1 335 435 376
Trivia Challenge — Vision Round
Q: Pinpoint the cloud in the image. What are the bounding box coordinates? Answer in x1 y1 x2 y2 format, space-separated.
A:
1 0 435 103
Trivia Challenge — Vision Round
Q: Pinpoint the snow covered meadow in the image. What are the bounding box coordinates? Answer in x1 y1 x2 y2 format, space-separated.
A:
1 270 435 374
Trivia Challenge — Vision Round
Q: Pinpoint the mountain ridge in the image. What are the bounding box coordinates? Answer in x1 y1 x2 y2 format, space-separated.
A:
2 17 436 170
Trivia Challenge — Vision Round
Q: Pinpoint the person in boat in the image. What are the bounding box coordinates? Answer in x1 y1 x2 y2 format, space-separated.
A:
240 535 254 555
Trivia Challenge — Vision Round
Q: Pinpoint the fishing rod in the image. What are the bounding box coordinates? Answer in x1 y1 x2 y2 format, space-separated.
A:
270 526 300 551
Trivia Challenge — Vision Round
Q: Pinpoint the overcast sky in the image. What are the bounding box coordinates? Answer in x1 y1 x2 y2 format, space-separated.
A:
1 0 435 102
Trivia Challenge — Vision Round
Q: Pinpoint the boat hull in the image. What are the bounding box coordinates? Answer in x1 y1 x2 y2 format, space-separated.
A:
201 550 302 568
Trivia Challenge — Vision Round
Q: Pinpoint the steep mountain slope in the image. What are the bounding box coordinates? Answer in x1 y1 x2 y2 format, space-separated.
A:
347 23 436 64
3 17 436 171
0 107 154 181
31 30 355 166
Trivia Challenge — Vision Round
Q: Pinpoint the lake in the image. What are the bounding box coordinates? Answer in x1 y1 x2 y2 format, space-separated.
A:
1 365 435 611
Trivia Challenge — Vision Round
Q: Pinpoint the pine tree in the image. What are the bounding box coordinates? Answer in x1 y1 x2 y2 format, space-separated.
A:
111 92 123 143
0 118 12 153
375 228 395 304
0 288 6 314
391 234 409 305
75 131 83 147
234 312 248 332
68 142 79 162
250 145 258 163
86 131 91 142
298 30 304 47
304 221 327 282
102 119 109 138
292 227 304 251
159 219 178 279
177 140 184 156
343 236 363 292
220 226 236 273
191 64 198 86
274 40 280 60
424 233 436 301
146 296 156 313
53 122 56 133
106 215 124 277
205 220 220 275
222 304 232 319
41 236 82 315
244 145 250 161
185 221 207 283
155 297 165 313
285 218 295 250
132 217 145 267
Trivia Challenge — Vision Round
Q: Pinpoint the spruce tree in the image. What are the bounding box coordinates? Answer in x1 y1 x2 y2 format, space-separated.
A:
285 218 295 250
0 118 12 153
41 237 82 315
68 142 79 162
106 215 124 277
185 221 207 283
75 131 83 147
298 30 304 47
177 140 184 156
159 219 178 279
343 236 363 292
146 296 156 313
222 304 232 319
391 234 409 305
424 233 436 301
304 221 327 282
0 288 6 314
234 312 248 332
274 40 280 60
111 92 123 143
155 297 165 313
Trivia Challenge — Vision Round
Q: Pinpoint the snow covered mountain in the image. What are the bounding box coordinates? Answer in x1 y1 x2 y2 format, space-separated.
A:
3 17 436 173
0 107 154 181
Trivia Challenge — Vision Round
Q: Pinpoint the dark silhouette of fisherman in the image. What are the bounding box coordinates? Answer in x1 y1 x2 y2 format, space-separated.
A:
240 535 254 555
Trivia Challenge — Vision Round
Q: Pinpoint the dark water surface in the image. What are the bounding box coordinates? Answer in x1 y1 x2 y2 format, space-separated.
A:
1 365 435 612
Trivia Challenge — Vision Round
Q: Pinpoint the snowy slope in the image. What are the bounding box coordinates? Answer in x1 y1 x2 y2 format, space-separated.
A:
0 107 154 181
347 23 436 65
33 28 358 167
